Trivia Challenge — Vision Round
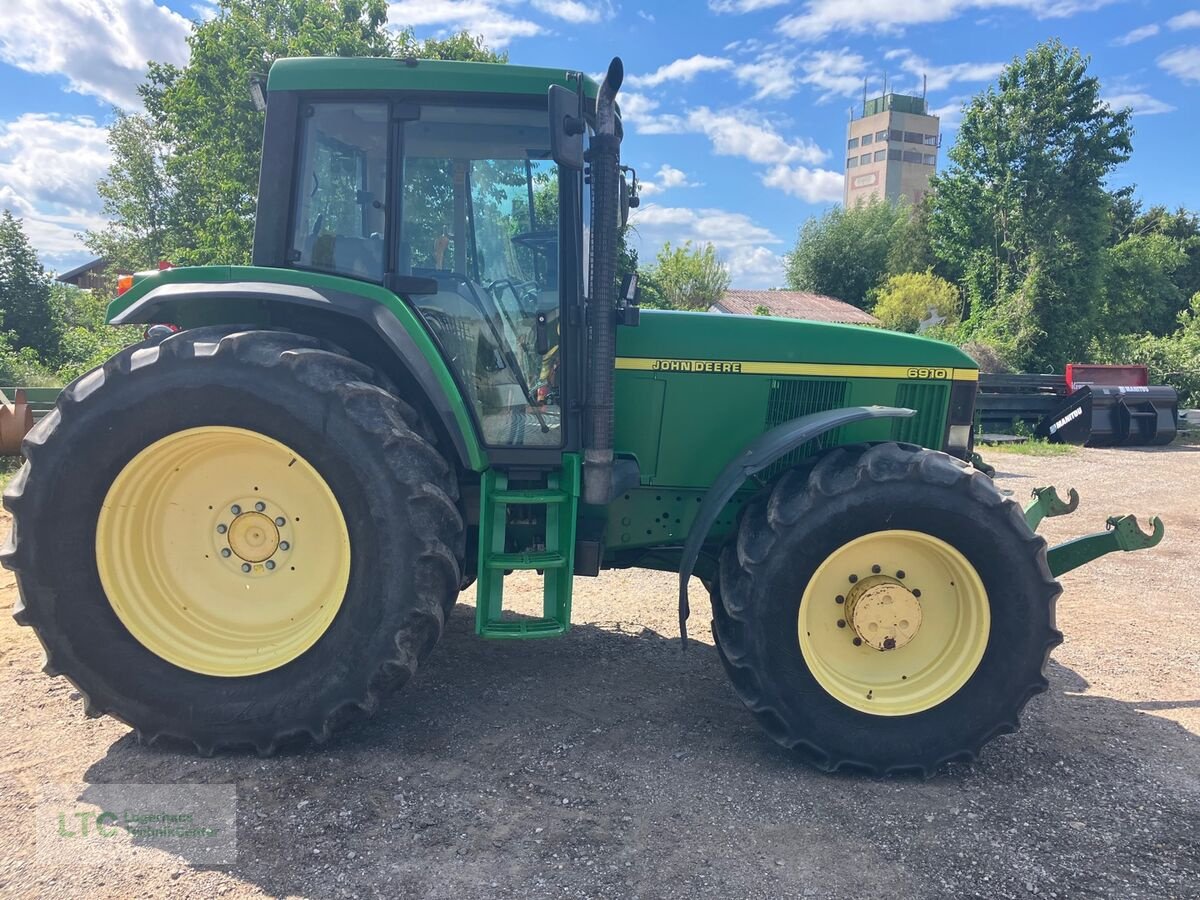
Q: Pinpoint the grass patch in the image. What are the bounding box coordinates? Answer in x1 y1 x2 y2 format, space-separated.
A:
983 439 1078 456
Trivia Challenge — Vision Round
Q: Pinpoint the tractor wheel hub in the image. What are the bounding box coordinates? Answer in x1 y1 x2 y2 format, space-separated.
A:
845 576 922 651
227 511 280 563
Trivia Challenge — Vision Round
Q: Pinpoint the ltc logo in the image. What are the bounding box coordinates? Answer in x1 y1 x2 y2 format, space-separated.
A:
906 367 951 380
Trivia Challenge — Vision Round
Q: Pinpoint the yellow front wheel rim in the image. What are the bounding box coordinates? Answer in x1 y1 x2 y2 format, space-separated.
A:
798 530 990 716
96 426 351 677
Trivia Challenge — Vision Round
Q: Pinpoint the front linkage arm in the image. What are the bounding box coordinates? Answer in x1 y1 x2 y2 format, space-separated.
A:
1024 485 1079 531
1046 514 1165 577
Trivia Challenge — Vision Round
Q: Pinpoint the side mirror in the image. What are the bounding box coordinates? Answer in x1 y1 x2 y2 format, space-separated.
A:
548 84 585 170
619 173 630 227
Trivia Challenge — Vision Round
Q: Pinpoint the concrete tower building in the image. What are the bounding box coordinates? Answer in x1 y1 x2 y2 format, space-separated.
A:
844 89 940 207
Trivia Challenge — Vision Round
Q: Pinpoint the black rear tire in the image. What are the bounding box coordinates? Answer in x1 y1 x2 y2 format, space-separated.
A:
3 328 465 754
712 442 1062 775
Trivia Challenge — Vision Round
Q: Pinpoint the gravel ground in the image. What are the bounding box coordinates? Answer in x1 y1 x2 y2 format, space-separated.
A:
0 445 1197 899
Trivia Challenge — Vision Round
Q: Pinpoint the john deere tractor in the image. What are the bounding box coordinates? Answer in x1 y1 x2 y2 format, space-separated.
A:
3 57 1164 773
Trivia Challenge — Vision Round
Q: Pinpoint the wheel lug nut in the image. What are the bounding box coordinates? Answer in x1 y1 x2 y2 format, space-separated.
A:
871 564 881 574
279 541 290 551
231 504 241 515
275 517 286 527
241 563 251 573
255 501 266 512
265 560 275 570
835 594 844 604
896 570 906 579
221 548 231 558
216 524 227 534
848 574 858 584
853 637 863 646
836 619 846 628
913 589 922 598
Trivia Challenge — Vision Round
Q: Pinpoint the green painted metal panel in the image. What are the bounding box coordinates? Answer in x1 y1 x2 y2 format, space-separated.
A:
267 57 601 100
605 309 973 552
105 265 487 471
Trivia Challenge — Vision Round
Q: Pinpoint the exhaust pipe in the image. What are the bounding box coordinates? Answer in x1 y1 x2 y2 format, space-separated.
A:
582 57 624 506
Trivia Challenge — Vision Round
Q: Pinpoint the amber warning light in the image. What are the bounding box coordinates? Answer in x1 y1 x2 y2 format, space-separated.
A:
116 274 134 296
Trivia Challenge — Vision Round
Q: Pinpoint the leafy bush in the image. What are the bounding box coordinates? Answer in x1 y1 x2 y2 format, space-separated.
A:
870 271 962 333
1092 292 1200 405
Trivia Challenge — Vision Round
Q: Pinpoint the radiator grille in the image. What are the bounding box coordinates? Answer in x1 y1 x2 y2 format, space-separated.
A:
761 378 849 479
892 383 949 448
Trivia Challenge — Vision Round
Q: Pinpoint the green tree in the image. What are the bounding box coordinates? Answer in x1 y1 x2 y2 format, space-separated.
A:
84 112 172 277
783 199 913 307
929 40 1132 371
1102 234 1186 336
0 211 62 360
870 271 962 333
639 241 730 311
93 0 504 267
54 284 143 382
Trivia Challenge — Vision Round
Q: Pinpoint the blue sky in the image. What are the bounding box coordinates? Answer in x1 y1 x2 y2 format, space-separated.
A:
1 0 1198 286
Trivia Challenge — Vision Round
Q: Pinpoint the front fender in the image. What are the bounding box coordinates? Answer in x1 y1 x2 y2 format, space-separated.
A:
677 404 915 642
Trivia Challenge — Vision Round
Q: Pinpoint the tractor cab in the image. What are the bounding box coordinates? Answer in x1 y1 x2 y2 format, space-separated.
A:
284 95 569 450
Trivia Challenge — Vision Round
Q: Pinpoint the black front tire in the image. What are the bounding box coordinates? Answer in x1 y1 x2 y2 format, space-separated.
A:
712 443 1062 775
3 328 465 755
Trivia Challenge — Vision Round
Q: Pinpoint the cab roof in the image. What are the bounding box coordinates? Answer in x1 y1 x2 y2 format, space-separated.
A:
267 57 600 99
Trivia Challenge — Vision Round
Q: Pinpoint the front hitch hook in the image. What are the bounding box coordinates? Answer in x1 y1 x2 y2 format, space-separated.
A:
1025 486 1079 531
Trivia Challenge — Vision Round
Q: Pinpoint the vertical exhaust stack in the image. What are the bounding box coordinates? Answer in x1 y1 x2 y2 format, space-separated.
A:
583 57 624 506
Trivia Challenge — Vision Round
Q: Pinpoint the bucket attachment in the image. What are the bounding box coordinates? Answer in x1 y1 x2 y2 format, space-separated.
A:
1046 514 1164 577
1024 485 1079 531
0 389 34 456
1086 386 1178 447
1036 363 1179 447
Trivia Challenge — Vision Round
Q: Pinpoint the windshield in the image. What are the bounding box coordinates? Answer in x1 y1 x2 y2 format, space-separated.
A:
401 105 561 448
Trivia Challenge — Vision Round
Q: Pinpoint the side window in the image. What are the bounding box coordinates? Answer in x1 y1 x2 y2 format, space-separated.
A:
290 103 389 281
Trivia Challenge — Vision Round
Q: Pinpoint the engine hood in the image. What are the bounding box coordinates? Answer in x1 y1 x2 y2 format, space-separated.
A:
615 309 977 373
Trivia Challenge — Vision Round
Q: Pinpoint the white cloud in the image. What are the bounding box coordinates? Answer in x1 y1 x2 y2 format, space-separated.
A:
1111 23 1159 46
1168 10 1200 31
630 204 784 285
688 107 828 166
1103 89 1176 116
760 164 843 203
884 49 1004 93
778 0 1115 41
0 0 190 109
0 113 111 264
636 9 655 22
637 164 699 197
387 1 541 47
626 55 734 88
530 0 606 24
930 97 968 131
709 0 789 12
735 53 800 100
798 48 868 100
1158 45 1200 84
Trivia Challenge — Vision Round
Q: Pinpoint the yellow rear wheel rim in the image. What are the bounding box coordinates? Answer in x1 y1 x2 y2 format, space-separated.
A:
96 426 351 677
798 530 990 716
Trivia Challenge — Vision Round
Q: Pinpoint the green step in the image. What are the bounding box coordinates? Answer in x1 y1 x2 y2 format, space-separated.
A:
484 550 567 570
475 455 581 640
479 618 568 638
491 489 567 505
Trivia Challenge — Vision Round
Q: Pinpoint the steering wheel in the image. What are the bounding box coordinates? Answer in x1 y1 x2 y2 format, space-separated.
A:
510 230 557 251
488 278 541 317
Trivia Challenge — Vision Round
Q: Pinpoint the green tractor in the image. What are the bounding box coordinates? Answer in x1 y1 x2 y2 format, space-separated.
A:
3 57 1164 774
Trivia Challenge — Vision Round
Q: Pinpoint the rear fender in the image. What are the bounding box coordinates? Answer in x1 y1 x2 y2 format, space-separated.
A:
109 279 486 472
678 405 915 642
